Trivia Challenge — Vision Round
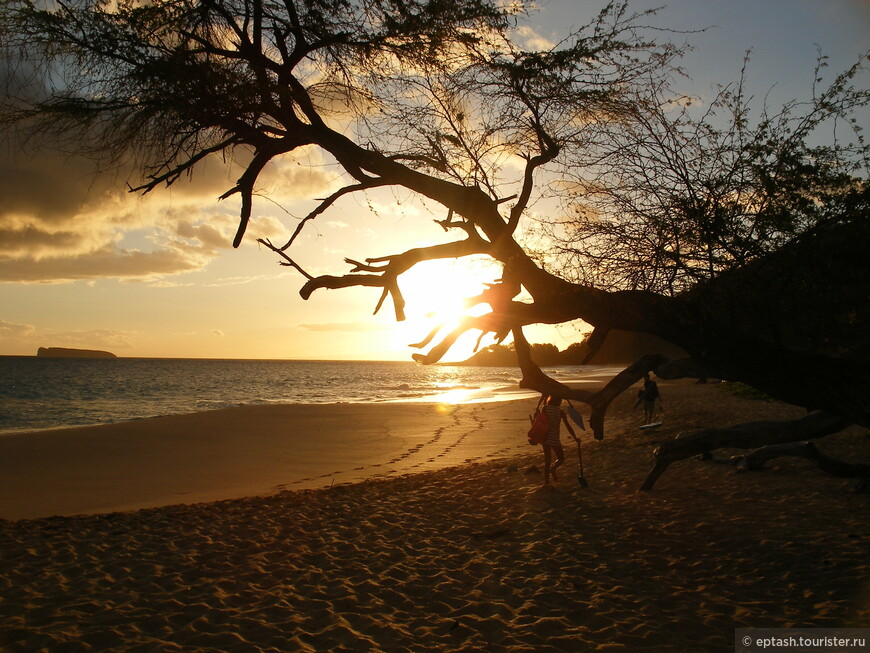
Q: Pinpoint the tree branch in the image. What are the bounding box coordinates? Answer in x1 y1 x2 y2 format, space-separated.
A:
581 326 611 364
221 148 281 248
128 138 240 195
299 237 491 321
257 238 313 280
640 412 852 490
280 178 391 250
497 329 667 442
584 355 668 440
411 314 509 364
515 330 666 440
507 122 559 233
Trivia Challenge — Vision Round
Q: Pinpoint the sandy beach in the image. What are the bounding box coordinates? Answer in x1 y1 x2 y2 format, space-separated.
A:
1 381 868 651
0 400 536 521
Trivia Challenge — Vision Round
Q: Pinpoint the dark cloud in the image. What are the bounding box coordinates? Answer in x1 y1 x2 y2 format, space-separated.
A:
172 220 233 250
0 58 328 284
0 223 91 257
0 147 127 223
0 210 291 283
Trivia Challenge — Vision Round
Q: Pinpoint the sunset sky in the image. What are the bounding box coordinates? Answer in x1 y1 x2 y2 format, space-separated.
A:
1 0 868 361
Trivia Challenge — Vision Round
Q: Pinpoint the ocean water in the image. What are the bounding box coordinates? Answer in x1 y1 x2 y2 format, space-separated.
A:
0 357 619 434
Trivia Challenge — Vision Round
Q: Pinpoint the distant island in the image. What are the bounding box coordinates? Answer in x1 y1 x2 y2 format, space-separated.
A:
36 347 117 359
459 330 687 367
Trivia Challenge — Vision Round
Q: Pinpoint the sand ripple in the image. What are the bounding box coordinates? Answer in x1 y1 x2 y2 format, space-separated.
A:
1 383 868 651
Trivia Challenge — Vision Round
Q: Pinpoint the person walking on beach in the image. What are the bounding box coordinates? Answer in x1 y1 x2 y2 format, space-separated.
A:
637 373 663 425
542 395 576 487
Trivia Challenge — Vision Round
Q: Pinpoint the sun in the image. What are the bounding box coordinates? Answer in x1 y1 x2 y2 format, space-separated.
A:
395 257 502 362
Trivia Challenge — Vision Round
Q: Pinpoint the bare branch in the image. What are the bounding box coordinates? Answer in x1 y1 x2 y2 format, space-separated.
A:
513 328 664 440
221 149 279 248
434 209 489 241
408 325 443 350
301 272 390 295
128 138 240 195
584 355 666 440
411 314 505 364
257 238 314 280
581 326 611 364
507 123 559 233
280 179 391 250
348 257 387 271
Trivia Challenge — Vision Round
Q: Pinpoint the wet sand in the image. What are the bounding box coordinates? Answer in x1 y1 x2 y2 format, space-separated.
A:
0 401 534 521
1 381 868 651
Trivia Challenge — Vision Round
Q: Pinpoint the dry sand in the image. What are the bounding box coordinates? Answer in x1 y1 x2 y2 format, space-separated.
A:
1 381 868 651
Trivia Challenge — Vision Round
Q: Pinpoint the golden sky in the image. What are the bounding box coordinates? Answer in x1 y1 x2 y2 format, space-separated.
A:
1 0 867 360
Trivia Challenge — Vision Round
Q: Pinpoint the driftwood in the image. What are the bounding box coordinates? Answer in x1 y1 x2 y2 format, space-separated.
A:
707 441 870 492
738 442 870 489
640 412 852 490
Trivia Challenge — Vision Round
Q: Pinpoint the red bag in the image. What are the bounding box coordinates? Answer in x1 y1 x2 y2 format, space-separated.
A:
527 410 549 445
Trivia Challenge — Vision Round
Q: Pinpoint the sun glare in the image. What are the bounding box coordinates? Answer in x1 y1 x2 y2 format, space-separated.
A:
396 258 501 362
421 290 470 326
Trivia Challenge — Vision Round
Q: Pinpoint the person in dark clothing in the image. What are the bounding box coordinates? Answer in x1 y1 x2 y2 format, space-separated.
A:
637 373 663 425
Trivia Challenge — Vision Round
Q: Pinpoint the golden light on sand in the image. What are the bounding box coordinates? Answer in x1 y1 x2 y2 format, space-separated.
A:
430 387 482 405
434 403 457 416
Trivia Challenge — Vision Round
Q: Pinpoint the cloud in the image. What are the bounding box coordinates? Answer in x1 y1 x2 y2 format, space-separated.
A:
0 168 306 283
260 154 334 200
246 215 291 243
513 25 555 51
0 58 323 284
173 220 233 250
212 329 225 337
44 328 136 350
298 321 388 332
0 245 210 283
0 192 293 283
0 222 102 259
0 319 35 339
0 320 136 353
202 274 278 287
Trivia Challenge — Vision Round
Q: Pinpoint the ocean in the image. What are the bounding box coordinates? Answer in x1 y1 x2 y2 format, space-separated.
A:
0 357 619 434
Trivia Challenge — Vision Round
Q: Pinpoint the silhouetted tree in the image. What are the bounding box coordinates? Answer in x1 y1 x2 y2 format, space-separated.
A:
2 0 868 487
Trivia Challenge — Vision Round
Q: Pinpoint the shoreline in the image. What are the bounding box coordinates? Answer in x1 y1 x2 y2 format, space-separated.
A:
1 357 623 436
0 391 534 439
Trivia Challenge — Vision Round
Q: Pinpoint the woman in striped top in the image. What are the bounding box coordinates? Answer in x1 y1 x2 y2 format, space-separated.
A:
542 395 575 488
